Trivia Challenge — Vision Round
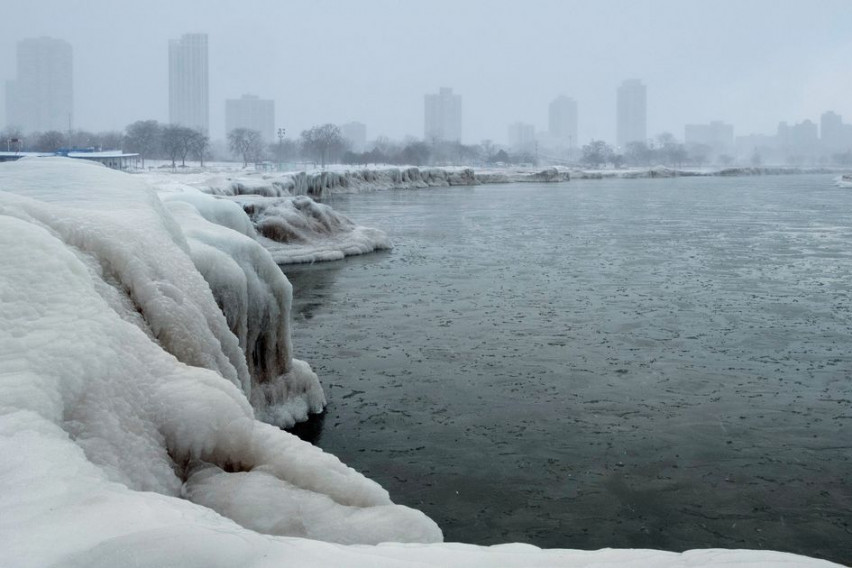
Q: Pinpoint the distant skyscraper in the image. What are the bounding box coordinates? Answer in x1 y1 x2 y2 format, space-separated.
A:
225 94 274 142
4 81 18 130
340 121 367 152
616 79 646 148
508 122 536 152
424 87 461 142
548 95 578 147
169 33 209 133
684 121 734 156
820 111 844 150
6 37 73 133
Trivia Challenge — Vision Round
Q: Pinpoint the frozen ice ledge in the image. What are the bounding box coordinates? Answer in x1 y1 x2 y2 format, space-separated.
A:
0 158 840 567
140 166 572 265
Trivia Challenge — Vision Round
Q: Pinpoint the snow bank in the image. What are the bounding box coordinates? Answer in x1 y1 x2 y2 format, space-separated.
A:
0 158 840 566
0 158 438 551
141 169 394 264
476 166 572 184
197 167 479 200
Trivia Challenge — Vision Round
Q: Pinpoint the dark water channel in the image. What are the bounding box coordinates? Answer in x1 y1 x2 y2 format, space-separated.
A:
283 174 851 564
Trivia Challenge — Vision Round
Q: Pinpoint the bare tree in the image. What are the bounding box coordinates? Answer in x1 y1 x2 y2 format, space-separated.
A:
300 124 346 168
162 125 197 168
581 140 614 168
66 130 97 149
228 128 265 167
33 131 67 152
400 141 431 166
124 120 162 167
188 129 210 166
96 131 125 151
270 137 297 165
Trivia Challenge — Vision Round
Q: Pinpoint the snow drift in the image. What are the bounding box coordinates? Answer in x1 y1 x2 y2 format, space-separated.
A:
0 158 840 567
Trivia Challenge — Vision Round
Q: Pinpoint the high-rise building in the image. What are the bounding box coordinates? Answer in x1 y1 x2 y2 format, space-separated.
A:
225 94 274 142
4 81 18 130
616 79 646 148
340 121 367 152
424 87 461 142
548 95 578 148
169 33 209 134
508 122 536 153
6 37 73 133
821 111 844 150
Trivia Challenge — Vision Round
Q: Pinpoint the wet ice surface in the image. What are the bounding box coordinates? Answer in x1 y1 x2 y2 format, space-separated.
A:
284 175 852 564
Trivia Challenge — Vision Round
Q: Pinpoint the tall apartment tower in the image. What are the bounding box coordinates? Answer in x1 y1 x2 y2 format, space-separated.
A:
225 94 274 142
6 37 73 133
616 79 647 148
424 87 462 142
821 111 844 150
548 95 578 148
169 33 209 133
508 122 536 152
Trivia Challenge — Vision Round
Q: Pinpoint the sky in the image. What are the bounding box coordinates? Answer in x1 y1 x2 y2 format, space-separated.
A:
1 0 851 145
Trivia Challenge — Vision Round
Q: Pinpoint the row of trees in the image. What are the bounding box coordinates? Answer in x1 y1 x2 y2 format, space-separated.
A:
126 121 211 168
580 133 735 169
17 122 814 170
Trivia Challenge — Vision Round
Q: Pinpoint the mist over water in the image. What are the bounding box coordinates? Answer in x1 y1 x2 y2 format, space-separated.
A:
285 175 852 563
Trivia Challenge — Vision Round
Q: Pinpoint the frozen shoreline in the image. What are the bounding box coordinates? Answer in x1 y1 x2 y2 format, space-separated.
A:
135 164 848 266
0 158 843 567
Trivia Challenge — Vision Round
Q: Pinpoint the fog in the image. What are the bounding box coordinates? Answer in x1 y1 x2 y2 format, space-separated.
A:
1 0 850 145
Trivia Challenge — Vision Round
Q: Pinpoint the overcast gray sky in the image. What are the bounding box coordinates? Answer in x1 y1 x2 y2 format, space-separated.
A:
1 0 850 145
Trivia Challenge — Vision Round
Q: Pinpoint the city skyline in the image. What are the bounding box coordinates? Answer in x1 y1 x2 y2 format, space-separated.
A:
0 1 850 144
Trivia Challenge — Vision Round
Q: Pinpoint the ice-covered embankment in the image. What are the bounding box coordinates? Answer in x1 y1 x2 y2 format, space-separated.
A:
0 158 441 563
143 166 481 264
0 158 841 567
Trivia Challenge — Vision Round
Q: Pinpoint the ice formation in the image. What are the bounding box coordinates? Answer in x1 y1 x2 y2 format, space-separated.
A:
143 169 396 264
0 158 439 550
0 158 841 567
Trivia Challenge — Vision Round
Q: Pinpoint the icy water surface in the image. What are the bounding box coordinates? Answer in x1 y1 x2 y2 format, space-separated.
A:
283 174 851 564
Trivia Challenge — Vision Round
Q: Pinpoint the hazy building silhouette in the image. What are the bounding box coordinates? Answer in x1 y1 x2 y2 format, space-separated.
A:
791 120 819 149
820 111 847 150
548 95 578 148
6 37 73 133
424 87 461 142
684 121 734 156
616 79 646 148
508 122 536 153
4 81 18 130
340 121 367 152
225 94 274 142
169 33 209 134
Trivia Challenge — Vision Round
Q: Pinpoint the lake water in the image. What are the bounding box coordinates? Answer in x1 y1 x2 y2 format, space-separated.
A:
283 174 851 564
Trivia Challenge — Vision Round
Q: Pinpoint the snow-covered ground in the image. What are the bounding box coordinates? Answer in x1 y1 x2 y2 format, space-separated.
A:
0 158 842 567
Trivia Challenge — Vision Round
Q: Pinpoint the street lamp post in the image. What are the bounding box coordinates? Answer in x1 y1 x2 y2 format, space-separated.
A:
277 128 286 171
